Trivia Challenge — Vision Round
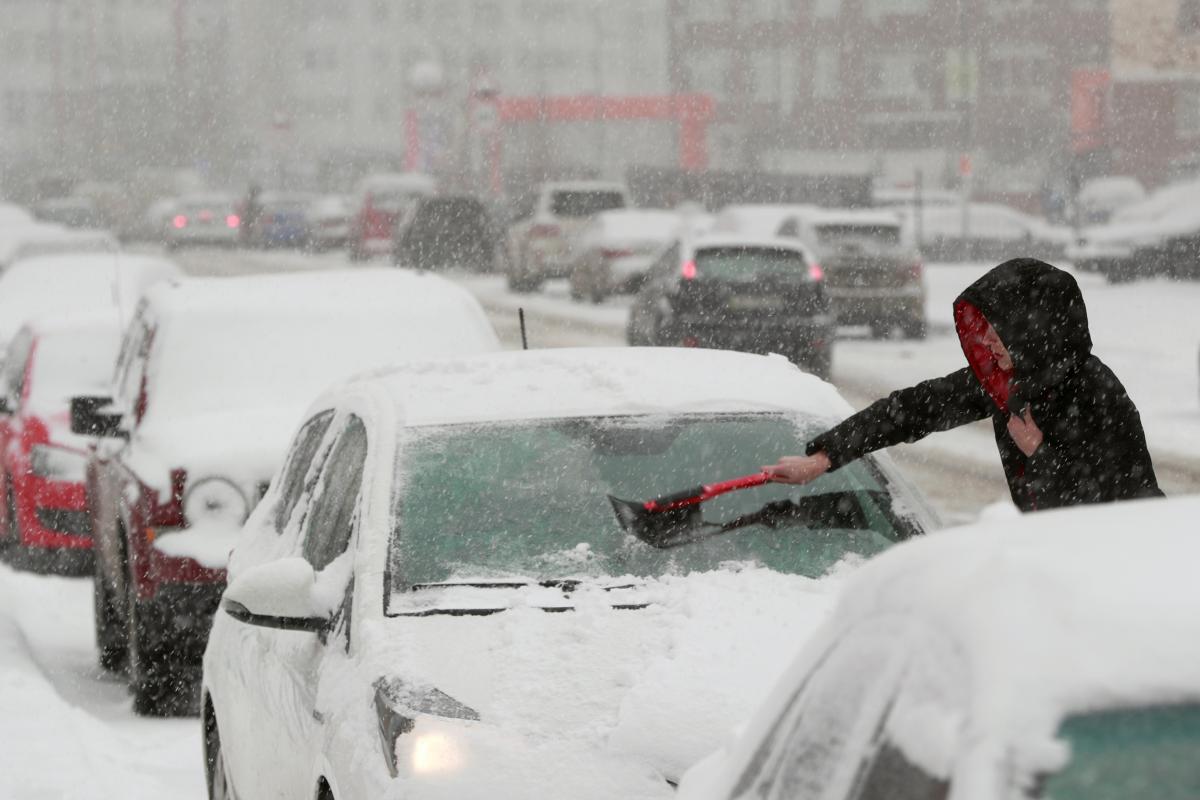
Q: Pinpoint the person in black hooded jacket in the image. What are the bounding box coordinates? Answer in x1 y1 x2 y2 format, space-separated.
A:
762 258 1164 512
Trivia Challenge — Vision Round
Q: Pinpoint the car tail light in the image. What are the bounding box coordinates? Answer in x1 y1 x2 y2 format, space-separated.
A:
906 261 924 280
681 335 700 348
808 262 824 281
172 215 187 229
529 224 560 239
601 248 634 259
226 214 240 228
681 260 697 280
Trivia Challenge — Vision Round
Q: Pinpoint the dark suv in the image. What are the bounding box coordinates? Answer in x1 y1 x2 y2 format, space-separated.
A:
393 195 499 272
626 236 835 378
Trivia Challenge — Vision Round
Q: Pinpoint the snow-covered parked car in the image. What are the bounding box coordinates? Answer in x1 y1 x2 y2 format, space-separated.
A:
1071 181 1200 282
0 313 124 574
677 495 1200 800
0 252 182 354
907 202 1069 263
76 269 500 715
0 224 117 273
201 347 939 799
568 208 710 302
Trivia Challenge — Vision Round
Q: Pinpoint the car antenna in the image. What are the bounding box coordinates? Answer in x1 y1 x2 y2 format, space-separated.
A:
518 307 529 350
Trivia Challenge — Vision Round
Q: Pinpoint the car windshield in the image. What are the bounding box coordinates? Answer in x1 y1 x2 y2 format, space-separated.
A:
387 413 925 601
694 247 809 283
1042 703 1200 799
550 190 626 217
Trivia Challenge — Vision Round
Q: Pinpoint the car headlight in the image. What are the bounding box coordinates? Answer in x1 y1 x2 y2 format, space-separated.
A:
183 477 248 526
30 445 88 482
373 677 480 778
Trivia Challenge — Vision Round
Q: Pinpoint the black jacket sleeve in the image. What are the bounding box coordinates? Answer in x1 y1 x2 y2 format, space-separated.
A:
806 368 991 470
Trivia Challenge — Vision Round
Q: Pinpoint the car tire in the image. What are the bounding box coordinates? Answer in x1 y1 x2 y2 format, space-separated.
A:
94 560 127 673
204 709 237 800
126 593 186 716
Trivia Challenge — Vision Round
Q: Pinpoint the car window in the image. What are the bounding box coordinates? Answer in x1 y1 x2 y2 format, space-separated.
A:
1040 703 1200 800
388 413 924 592
300 415 368 572
728 620 913 800
849 742 949 800
550 190 627 217
274 411 336 533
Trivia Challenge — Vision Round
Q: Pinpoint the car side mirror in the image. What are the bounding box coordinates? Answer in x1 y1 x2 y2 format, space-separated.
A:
70 396 127 439
223 557 333 633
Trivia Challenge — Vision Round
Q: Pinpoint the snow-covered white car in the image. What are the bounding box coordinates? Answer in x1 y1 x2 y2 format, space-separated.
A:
567 208 712 302
1070 179 1200 282
906 202 1069 263
78 269 500 715
0 252 182 353
677 495 1200 800
201 348 939 799
505 180 631 291
0 224 117 273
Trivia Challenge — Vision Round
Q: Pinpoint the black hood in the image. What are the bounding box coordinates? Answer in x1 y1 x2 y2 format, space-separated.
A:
954 258 1093 402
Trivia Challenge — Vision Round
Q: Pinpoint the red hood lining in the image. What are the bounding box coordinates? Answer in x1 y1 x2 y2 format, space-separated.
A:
954 300 1013 415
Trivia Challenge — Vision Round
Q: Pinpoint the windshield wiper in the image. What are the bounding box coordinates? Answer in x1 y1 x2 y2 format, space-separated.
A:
631 492 877 550
408 578 638 593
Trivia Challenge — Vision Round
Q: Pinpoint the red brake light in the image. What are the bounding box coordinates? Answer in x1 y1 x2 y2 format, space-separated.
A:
681 335 700 348
681 260 697 280
808 262 824 281
172 215 187 229
226 214 240 228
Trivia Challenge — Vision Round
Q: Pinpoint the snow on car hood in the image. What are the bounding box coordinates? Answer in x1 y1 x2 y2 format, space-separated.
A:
364 566 848 785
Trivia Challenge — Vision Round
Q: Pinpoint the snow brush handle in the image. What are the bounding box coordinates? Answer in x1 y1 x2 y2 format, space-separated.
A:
644 473 771 513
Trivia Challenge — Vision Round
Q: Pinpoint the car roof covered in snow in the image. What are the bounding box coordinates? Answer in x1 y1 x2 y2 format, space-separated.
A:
713 204 819 237
0 252 180 344
349 347 850 428
829 495 1200 740
785 207 903 228
0 225 116 267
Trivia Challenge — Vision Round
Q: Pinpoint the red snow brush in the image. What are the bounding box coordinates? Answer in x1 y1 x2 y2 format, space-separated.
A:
608 473 771 546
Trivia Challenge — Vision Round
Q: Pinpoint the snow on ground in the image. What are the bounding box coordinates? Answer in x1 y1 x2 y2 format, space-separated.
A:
0 563 204 799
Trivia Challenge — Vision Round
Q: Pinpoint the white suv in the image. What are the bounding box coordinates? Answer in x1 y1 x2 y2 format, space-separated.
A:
505 181 631 291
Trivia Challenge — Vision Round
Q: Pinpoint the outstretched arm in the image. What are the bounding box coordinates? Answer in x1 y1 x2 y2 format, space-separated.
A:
766 368 991 484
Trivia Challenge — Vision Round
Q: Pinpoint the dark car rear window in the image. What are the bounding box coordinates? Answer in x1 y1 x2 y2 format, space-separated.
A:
693 247 809 283
416 199 487 225
816 224 901 247
550 191 626 217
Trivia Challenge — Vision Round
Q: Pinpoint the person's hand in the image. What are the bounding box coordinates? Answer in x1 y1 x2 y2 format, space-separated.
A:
761 453 832 485
1007 404 1043 457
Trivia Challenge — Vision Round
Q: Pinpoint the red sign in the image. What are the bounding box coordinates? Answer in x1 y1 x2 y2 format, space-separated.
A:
1071 69 1111 153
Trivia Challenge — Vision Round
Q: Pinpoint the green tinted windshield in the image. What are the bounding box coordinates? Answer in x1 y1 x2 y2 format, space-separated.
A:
1043 704 1200 800
387 414 923 595
694 247 809 283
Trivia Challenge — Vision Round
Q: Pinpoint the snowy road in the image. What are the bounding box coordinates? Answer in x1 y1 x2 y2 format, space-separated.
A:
2 245 1197 798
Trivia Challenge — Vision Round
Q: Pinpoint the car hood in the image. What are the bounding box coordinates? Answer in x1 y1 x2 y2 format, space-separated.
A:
366 567 846 785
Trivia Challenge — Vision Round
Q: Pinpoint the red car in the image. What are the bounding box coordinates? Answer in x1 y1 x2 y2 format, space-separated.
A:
0 313 123 573
347 172 436 260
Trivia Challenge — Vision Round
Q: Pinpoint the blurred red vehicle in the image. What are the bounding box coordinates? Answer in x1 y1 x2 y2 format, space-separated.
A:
347 172 436 260
0 313 122 573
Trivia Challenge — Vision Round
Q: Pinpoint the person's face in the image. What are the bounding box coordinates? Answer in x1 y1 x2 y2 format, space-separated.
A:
982 323 1013 370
